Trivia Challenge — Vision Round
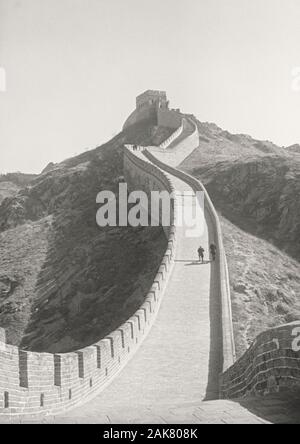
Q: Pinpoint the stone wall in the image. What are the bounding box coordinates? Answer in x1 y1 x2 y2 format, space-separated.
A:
124 146 176 237
157 109 182 130
2 99 295 414
143 117 199 167
123 93 182 132
164 117 199 166
0 148 178 416
220 322 300 398
123 105 157 131
143 149 236 372
145 136 300 402
136 90 167 108
159 121 183 149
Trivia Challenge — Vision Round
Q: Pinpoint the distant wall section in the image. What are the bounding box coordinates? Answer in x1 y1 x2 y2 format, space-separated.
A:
0 150 178 416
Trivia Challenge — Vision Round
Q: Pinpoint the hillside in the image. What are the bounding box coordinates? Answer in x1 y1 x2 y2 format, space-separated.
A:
181 118 300 356
0 182 20 205
1 115 299 358
0 123 170 352
0 173 37 205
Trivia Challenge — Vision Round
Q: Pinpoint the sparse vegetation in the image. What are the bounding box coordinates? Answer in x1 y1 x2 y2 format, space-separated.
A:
0 123 168 352
1 116 299 357
181 117 300 357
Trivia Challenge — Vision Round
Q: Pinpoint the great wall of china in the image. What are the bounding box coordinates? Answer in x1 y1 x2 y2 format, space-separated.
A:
0 90 299 421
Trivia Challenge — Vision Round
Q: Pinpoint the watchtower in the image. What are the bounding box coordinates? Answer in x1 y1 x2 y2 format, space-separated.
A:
136 90 168 110
123 90 173 130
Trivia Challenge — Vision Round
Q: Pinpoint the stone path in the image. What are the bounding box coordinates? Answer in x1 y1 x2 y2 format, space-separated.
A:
167 118 195 150
55 168 221 417
1 150 299 424
0 161 227 423
1 140 298 424
3 393 300 423
147 118 197 167
41 151 297 425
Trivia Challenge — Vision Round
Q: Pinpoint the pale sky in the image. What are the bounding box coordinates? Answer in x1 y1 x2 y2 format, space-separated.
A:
1 0 300 173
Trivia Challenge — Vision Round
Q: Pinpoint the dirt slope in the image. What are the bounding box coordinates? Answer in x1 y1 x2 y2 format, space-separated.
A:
181 117 300 356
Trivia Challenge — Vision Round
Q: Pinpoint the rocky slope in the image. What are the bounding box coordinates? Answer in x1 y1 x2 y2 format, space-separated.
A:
0 173 36 205
0 182 20 205
221 216 300 356
2 114 299 358
0 122 169 352
181 117 300 356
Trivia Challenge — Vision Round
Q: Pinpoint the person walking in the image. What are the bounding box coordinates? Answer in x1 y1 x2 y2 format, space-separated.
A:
197 246 205 263
210 243 217 262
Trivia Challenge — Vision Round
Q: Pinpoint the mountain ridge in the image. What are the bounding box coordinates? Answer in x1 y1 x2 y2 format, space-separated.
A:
180 115 300 356
0 116 299 357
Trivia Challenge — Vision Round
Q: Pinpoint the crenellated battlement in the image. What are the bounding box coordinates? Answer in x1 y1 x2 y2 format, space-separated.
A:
123 90 181 131
136 90 167 109
1 93 299 420
0 145 179 416
220 322 300 398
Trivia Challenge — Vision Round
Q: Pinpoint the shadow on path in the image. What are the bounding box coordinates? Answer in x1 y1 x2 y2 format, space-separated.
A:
175 259 211 266
185 261 211 266
234 390 300 424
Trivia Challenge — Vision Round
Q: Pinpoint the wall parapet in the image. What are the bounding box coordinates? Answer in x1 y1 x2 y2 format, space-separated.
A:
157 108 182 131
3 96 293 413
144 128 300 401
0 148 178 416
220 322 300 398
143 149 236 372
152 117 199 167
159 120 184 149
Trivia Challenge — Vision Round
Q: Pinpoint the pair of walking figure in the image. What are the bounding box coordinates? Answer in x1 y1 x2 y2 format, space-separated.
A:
197 244 217 263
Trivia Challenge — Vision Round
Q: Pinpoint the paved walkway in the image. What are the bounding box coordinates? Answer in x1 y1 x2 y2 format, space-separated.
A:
4 163 261 424
0 400 268 424
57 168 221 419
167 118 195 150
147 118 197 167
4 393 300 423
1 149 299 423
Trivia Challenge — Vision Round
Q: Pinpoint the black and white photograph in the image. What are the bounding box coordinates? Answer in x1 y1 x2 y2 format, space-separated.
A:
0 0 300 427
